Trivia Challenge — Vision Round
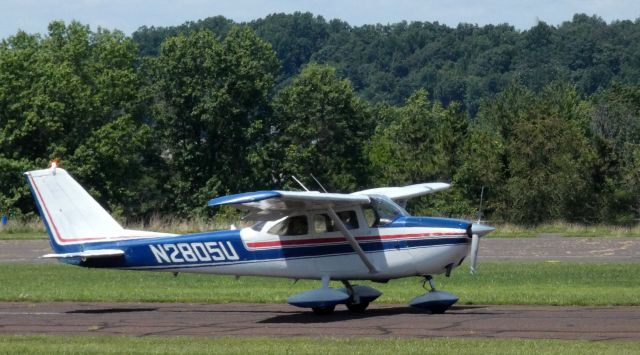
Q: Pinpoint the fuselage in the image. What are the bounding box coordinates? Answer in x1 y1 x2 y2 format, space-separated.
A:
63 216 472 281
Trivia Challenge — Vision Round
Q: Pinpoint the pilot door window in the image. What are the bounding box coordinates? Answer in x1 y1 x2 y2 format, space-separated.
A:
336 210 359 229
363 206 379 228
268 215 309 236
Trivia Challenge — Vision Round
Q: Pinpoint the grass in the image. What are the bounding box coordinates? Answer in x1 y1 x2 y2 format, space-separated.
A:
0 218 46 240
0 262 638 306
0 335 638 355
489 221 640 238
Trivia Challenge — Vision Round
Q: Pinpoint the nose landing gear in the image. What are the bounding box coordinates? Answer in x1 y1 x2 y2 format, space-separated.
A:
409 275 458 314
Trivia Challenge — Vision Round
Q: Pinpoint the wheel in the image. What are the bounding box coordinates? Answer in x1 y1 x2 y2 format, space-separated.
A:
312 305 335 315
346 301 370 312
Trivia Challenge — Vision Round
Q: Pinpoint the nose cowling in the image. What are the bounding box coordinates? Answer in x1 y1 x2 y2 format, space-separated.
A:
471 223 496 237
468 223 496 274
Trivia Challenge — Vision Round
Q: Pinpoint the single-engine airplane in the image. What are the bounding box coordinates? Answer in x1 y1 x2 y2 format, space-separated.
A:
26 163 494 314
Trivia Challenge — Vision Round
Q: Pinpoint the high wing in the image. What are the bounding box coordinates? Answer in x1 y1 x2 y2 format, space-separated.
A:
354 182 449 207
208 190 377 272
208 190 371 220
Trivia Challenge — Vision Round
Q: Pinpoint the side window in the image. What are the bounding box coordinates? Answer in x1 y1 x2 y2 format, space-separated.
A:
268 215 308 236
337 210 359 230
363 205 379 228
251 221 267 232
313 214 336 233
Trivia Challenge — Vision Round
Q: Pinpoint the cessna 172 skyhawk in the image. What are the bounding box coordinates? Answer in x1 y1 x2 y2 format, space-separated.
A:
26 163 494 314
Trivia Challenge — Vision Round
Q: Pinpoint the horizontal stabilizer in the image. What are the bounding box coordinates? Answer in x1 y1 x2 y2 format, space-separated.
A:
41 249 125 259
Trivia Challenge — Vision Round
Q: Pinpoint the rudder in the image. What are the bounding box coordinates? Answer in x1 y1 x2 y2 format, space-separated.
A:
25 166 125 253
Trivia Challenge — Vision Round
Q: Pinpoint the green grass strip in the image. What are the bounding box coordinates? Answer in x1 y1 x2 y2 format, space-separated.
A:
0 232 47 240
1 262 639 306
489 222 640 238
0 335 638 355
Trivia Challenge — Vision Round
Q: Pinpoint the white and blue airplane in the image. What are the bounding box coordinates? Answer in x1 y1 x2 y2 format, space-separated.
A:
26 163 494 315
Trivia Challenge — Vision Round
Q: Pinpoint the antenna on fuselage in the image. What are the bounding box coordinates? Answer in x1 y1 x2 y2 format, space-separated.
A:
310 173 328 193
291 175 309 191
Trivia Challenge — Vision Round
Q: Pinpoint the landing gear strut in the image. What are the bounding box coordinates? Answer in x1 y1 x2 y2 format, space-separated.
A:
409 275 459 314
342 281 370 312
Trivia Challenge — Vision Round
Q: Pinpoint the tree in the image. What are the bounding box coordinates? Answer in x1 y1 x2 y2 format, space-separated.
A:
251 12 333 78
589 84 640 222
0 21 147 217
144 27 279 215
368 89 471 216
369 89 467 184
272 64 372 192
66 116 161 219
464 83 596 224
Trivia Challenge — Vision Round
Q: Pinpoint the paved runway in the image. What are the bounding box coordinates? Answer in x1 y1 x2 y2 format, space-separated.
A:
1 302 638 340
2 236 639 263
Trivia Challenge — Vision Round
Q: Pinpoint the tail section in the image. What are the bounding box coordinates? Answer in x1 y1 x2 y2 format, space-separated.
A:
26 166 175 255
25 166 126 252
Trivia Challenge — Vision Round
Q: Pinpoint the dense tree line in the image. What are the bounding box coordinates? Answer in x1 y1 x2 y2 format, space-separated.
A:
134 13 640 116
1 14 640 225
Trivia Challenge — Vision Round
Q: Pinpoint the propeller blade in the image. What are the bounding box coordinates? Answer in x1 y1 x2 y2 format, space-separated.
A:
470 233 480 275
469 223 495 275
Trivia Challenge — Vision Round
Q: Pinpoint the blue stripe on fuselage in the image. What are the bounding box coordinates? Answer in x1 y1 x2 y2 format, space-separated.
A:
73 227 469 270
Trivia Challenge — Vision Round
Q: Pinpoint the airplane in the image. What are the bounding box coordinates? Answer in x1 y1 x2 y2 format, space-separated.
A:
25 162 495 315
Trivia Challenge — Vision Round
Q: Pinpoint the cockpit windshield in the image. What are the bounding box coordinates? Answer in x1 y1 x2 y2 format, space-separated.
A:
368 195 409 226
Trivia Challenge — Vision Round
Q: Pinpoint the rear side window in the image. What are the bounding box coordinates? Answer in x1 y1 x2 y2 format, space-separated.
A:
251 221 267 231
313 214 336 233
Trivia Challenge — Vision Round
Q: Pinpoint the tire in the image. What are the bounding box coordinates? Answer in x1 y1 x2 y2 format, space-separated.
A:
346 301 370 312
312 305 335 315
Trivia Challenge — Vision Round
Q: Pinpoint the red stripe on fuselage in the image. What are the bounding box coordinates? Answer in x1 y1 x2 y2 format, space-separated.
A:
246 232 466 249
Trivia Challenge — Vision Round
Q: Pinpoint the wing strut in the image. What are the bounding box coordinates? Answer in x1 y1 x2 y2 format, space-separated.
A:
327 207 378 273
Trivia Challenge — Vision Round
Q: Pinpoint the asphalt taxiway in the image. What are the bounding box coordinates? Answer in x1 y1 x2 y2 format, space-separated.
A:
0 302 638 340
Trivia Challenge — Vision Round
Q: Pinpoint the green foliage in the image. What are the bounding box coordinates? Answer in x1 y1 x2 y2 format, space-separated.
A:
2 15 640 224
250 12 336 79
0 157 32 215
65 115 160 218
144 26 279 215
458 83 596 224
0 21 150 217
368 90 472 216
369 89 467 184
272 63 372 191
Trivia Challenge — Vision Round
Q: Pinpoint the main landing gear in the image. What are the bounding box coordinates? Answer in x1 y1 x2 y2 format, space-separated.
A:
287 276 382 315
409 275 459 314
288 275 458 315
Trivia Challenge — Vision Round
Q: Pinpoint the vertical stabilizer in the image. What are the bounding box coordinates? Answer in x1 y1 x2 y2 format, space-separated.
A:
25 167 125 251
